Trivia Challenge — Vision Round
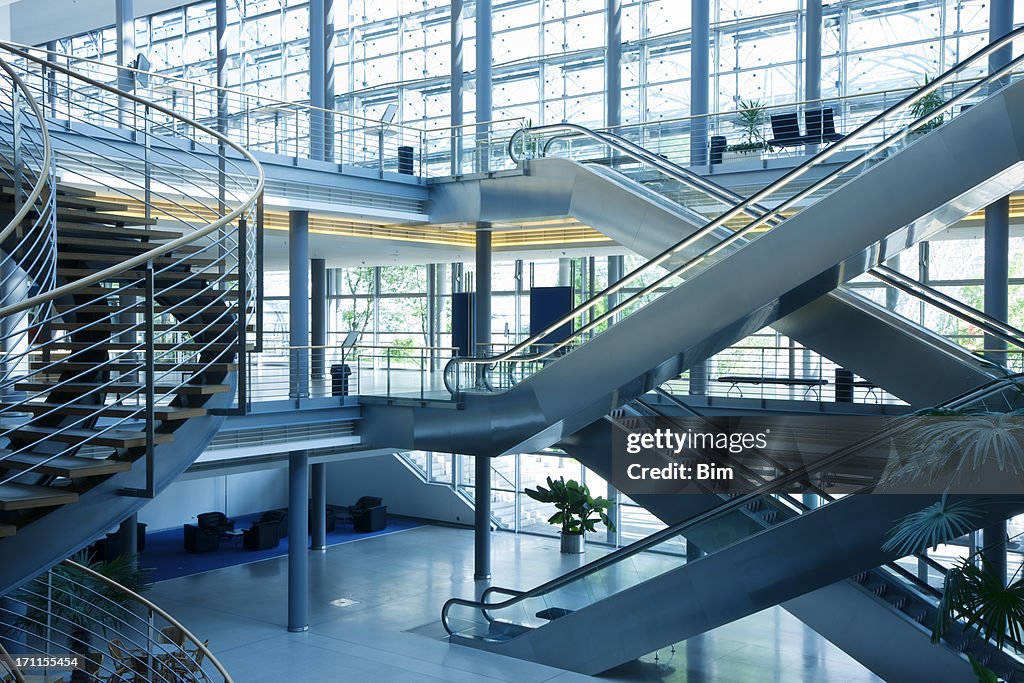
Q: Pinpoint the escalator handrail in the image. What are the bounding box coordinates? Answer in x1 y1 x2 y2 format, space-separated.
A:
451 26 1024 379
645 387 962 601
440 375 1023 635
539 124 1024 369
869 265 1024 352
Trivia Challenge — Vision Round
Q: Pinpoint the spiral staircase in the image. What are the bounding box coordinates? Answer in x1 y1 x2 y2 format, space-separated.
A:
0 44 263 596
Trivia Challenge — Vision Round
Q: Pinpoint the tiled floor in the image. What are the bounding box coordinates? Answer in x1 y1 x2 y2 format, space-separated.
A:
146 525 881 682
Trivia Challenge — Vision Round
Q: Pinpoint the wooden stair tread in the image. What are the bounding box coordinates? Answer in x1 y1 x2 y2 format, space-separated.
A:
55 235 201 254
57 252 218 267
0 188 129 212
57 222 181 240
56 209 158 226
9 425 174 448
49 322 241 333
15 381 232 395
0 525 14 538
0 402 207 421
30 361 237 373
0 483 78 511
0 452 132 478
44 342 237 352
56 268 238 282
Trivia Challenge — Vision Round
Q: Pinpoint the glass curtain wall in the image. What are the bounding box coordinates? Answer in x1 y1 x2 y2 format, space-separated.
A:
45 0 1018 137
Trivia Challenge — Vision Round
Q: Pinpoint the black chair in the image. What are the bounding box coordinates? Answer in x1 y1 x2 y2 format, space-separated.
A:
804 107 843 144
183 524 219 553
242 520 280 551
350 497 387 533
258 509 288 538
197 512 234 535
820 107 843 142
768 112 803 148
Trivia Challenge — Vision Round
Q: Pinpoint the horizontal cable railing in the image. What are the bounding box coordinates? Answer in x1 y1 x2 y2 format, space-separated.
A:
0 45 263 491
443 29 1024 397
1 557 231 682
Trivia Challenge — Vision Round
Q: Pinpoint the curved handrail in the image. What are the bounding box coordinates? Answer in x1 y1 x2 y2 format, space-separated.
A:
0 640 26 683
0 42 265 319
0 58 52 246
447 27 1024 395
63 559 234 683
441 375 1024 634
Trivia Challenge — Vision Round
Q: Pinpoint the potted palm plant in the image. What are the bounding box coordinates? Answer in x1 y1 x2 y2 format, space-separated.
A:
524 476 615 554
909 75 945 135
725 99 771 158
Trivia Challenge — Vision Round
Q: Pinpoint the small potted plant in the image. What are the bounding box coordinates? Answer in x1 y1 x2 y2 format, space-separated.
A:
725 98 771 159
524 476 615 554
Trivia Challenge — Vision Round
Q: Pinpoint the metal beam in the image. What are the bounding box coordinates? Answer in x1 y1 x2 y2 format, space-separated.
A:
290 211 310 400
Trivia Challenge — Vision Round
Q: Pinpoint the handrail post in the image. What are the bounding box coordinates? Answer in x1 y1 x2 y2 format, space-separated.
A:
121 262 156 498
236 217 249 415
143 105 152 219
12 83 21 215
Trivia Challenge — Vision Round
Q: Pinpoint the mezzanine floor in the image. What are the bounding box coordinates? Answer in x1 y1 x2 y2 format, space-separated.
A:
146 525 881 682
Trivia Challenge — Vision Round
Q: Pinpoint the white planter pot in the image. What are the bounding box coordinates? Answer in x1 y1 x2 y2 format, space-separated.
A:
560 532 585 554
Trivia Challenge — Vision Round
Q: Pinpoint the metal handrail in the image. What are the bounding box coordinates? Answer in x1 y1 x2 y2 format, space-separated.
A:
0 43 264 319
0 640 26 683
444 27 1024 395
442 374 1024 636
0 58 52 246
64 559 234 683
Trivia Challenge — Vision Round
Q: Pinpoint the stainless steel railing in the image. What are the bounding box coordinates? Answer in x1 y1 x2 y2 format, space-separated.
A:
2 556 232 683
0 44 263 493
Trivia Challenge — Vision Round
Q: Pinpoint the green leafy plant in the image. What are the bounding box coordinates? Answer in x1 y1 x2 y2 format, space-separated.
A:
524 476 615 535
727 99 771 153
909 75 945 133
17 551 151 661
882 494 985 555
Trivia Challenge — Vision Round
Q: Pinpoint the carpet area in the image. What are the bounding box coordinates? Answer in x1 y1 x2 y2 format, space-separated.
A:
140 514 421 582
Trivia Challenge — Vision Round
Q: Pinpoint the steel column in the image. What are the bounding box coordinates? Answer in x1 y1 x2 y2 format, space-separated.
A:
451 0 464 175
287 449 309 631
475 0 493 173
311 258 327 380
290 212 310 400
311 463 327 551
689 0 710 167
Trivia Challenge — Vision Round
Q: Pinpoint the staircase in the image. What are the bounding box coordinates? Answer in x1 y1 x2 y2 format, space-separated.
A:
0 45 263 594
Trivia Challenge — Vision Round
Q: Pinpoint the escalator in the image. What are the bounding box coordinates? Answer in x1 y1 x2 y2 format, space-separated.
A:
444 378 1024 678
519 126 1005 407
363 29 1024 455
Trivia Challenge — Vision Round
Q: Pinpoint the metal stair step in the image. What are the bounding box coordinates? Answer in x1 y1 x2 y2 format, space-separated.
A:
0 452 132 478
0 483 78 511
864 581 887 596
49 322 244 333
15 381 231 396
6 425 174 448
44 342 237 352
0 402 206 421
902 605 928 623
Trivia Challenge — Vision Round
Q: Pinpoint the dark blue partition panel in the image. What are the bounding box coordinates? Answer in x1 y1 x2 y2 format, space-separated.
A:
452 291 475 356
530 286 573 345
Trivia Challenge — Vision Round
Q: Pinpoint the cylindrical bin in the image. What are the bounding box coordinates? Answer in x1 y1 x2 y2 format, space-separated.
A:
398 146 415 174
835 368 854 403
331 364 352 396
